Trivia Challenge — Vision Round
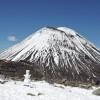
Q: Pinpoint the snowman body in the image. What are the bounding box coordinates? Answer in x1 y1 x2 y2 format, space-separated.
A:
24 70 31 85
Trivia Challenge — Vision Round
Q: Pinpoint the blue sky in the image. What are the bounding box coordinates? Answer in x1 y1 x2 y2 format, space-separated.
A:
0 0 100 51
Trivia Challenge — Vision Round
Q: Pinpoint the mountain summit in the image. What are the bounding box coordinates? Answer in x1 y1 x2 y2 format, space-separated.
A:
0 27 100 82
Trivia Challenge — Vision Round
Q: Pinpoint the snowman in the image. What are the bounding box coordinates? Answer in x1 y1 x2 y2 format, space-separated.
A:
24 70 31 85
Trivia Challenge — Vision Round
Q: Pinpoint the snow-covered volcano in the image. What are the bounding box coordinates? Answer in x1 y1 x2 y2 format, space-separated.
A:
0 27 100 82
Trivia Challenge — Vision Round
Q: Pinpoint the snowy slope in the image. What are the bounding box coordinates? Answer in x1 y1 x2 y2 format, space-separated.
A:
0 27 100 82
0 80 100 100
1 27 100 62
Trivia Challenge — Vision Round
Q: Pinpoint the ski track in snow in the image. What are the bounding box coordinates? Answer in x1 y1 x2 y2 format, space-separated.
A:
0 80 100 100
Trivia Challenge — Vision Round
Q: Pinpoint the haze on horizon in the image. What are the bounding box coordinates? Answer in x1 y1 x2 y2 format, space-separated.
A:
0 0 100 51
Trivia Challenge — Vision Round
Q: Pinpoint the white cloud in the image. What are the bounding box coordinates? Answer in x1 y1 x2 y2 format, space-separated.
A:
7 35 17 41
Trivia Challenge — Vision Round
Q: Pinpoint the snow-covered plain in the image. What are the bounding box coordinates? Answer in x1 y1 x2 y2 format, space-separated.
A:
0 80 100 100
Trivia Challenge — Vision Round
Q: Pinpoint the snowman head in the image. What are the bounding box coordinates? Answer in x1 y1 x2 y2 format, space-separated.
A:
26 70 30 74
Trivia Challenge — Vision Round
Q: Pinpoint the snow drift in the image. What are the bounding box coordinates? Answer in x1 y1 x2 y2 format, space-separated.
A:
0 80 100 100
